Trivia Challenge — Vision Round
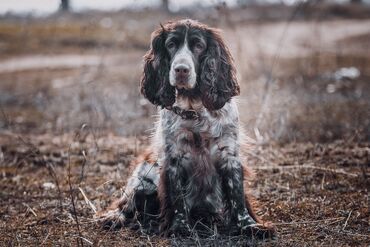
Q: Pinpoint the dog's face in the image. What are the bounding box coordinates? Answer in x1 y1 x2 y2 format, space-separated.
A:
141 19 239 111
166 26 207 90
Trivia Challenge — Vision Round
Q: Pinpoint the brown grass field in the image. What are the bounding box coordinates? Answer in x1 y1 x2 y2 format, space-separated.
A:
0 5 369 246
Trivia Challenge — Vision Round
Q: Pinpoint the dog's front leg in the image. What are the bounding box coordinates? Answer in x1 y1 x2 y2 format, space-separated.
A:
158 155 191 235
217 154 256 232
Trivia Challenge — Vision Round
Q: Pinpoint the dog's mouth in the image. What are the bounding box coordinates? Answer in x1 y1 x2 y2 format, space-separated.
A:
175 80 191 89
174 74 197 90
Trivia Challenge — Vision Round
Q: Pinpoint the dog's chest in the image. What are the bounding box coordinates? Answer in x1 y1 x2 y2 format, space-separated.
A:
159 99 239 158
163 111 219 148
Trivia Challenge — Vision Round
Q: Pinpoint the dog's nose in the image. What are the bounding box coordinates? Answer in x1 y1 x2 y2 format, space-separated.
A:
174 65 189 77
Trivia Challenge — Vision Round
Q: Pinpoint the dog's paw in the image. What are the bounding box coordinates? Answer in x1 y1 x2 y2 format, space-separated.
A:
241 223 277 240
166 216 191 237
95 208 127 230
168 223 191 237
237 212 257 230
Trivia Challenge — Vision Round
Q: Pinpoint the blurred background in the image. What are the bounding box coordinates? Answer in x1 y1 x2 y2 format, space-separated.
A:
0 0 369 143
0 1 369 246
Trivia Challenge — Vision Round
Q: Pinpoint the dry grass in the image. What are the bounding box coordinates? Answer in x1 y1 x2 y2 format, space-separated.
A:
0 133 368 246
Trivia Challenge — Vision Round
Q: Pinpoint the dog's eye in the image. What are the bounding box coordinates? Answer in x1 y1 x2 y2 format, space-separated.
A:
194 42 204 50
166 42 176 50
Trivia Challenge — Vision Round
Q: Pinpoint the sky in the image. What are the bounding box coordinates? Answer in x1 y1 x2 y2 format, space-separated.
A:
0 0 235 15
0 0 306 15
0 0 367 15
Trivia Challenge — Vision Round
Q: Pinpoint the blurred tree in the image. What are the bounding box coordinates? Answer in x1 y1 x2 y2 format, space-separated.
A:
350 0 362 3
237 0 256 6
60 0 70 11
162 0 169 12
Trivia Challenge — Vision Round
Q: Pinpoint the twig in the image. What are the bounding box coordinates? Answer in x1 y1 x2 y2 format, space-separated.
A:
254 0 308 135
16 135 64 212
76 235 93 245
274 217 345 226
46 162 64 212
79 187 97 214
244 150 271 164
0 104 10 128
255 164 359 177
318 226 370 239
67 147 84 247
146 235 153 247
23 203 37 217
341 230 370 239
78 150 87 184
40 230 50 246
96 180 113 189
342 210 352 231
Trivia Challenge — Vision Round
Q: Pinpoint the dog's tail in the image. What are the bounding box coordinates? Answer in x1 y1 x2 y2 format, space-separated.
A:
243 166 276 237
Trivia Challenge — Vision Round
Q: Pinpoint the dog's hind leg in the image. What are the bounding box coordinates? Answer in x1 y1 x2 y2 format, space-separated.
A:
96 161 160 232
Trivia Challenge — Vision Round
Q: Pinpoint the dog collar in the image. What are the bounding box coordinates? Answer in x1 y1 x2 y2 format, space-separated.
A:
167 106 199 120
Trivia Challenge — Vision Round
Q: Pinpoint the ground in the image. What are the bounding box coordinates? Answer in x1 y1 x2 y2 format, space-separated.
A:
0 6 369 247
1 133 368 246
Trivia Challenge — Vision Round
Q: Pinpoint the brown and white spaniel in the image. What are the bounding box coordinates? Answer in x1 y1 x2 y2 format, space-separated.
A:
98 19 274 239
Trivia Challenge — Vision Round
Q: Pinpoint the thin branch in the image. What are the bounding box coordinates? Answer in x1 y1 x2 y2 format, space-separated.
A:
274 217 345 226
79 187 97 214
255 164 359 177
67 146 84 247
17 135 64 212
0 104 10 128
342 210 352 231
78 150 87 184
23 203 37 217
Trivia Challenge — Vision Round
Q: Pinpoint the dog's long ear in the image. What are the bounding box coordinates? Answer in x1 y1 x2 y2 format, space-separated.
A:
140 26 175 108
199 28 239 111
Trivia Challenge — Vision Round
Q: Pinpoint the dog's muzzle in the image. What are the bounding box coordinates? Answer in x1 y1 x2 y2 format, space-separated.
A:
169 44 197 89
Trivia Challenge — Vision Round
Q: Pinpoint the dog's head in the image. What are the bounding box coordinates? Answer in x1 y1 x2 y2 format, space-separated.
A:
140 19 239 111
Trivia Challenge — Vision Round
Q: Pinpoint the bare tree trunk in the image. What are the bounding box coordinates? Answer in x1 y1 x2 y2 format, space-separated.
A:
60 0 70 12
237 0 256 7
162 0 169 12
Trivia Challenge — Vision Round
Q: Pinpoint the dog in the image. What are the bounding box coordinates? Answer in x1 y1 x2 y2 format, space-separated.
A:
98 19 273 238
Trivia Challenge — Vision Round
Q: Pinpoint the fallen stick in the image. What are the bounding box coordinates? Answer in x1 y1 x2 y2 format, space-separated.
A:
274 217 345 226
255 164 359 177
79 187 97 214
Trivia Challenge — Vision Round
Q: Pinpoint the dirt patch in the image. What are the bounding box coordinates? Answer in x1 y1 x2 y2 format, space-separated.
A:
0 133 368 246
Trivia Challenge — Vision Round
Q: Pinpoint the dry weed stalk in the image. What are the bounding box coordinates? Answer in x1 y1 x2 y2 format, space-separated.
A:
67 145 84 247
